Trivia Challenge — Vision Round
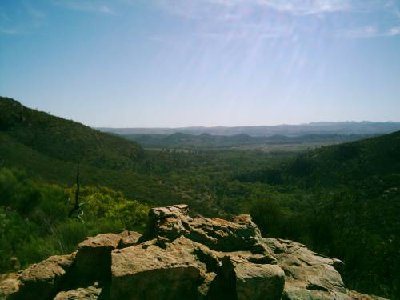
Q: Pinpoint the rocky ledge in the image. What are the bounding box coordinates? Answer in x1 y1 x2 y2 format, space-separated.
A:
0 204 386 300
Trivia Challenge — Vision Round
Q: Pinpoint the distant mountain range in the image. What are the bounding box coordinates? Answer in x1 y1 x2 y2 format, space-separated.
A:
120 133 376 150
98 122 400 137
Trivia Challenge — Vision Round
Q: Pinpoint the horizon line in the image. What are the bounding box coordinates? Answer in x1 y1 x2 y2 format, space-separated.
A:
95 121 400 129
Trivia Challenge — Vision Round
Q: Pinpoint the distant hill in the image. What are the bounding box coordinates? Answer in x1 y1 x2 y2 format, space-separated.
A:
284 130 400 187
121 132 375 150
0 97 143 169
237 130 400 187
99 122 400 137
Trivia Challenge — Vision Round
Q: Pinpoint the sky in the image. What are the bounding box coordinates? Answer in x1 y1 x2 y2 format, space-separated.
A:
0 0 400 127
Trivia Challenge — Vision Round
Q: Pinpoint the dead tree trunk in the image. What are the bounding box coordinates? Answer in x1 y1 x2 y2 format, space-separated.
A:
69 163 80 217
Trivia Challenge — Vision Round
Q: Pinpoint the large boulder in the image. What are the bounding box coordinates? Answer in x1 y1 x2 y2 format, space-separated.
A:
2 253 75 300
0 274 20 300
234 261 285 300
207 255 285 300
111 237 206 300
69 233 121 286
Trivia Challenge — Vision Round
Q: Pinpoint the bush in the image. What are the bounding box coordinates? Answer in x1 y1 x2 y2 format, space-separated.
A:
0 168 149 273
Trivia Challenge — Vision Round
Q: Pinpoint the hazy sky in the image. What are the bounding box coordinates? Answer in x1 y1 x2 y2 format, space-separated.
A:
1 0 400 127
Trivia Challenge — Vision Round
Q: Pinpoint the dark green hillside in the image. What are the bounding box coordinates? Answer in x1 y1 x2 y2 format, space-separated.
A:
0 98 235 216
0 131 184 208
244 131 400 298
284 130 400 187
237 130 400 187
0 97 143 169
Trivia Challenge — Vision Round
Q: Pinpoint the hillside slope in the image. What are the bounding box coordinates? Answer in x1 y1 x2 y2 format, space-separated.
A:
285 130 400 187
0 97 143 169
241 131 400 298
237 130 400 187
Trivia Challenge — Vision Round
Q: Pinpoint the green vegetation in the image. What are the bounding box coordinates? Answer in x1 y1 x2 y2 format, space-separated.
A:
0 167 149 272
1 97 399 298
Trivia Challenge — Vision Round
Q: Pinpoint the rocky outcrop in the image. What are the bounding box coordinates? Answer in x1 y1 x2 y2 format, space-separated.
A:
142 205 268 254
265 238 349 299
0 204 387 300
54 284 102 300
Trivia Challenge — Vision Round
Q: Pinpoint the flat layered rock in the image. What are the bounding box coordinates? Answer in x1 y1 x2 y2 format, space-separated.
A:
78 233 121 250
265 238 351 300
144 204 266 253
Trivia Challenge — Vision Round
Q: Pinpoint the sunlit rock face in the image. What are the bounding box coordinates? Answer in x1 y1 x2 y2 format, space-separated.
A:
0 205 387 300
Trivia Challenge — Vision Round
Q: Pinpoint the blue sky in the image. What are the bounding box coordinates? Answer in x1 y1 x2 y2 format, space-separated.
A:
1 0 399 127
